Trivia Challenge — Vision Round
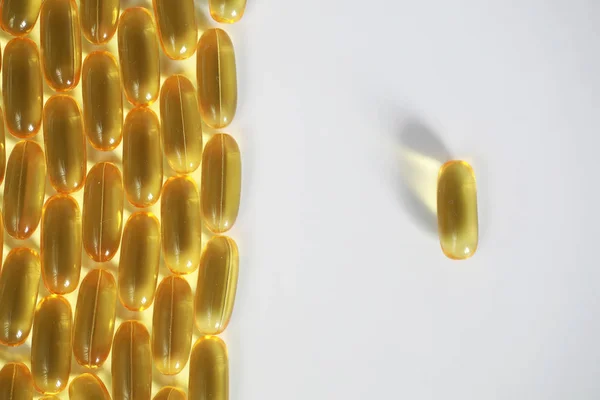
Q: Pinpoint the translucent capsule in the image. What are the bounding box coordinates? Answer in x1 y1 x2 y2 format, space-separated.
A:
31 296 72 395
80 0 120 44
197 28 237 129
119 212 160 311
4 141 46 239
152 276 193 375
118 7 160 106
43 96 87 193
160 75 203 174
69 374 110 400
0 249 40 346
123 107 163 207
73 269 117 368
201 134 242 233
82 51 123 151
0 363 34 400
189 336 229 400
40 0 81 91
41 195 82 295
210 0 246 23
153 0 197 59
0 109 6 184
0 0 42 36
161 176 202 274
437 161 479 260
195 236 239 335
2 38 43 138
154 387 186 400
112 321 152 400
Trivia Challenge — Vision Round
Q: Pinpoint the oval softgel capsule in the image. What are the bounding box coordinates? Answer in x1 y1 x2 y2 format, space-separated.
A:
112 321 152 400
189 336 229 400
0 0 42 36
80 0 120 44
210 0 246 23
0 363 34 399
69 373 111 400
153 0 197 59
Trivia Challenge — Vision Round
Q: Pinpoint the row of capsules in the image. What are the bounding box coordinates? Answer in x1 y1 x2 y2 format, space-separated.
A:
0 0 245 398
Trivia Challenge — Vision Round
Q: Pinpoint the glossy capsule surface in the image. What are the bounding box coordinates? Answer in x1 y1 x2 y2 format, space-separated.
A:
189 336 229 400
118 7 160 106
154 387 186 400
0 0 42 36
0 363 34 400
40 0 82 91
153 0 197 59
43 96 87 193
210 0 246 23
0 249 40 346
80 0 120 44
0 109 6 184
73 269 117 368
197 28 237 129
119 212 160 311
123 107 163 207
152 276 193 375
437 161 479 260
4 141 46 239
82 51 123 150
201 134 242 233
2 38 43 138
112 321 152 400
41 195 82 295
31 296 72 395
83 162 124 262
69 374 110 400
160 75 203 174
161 176 202 274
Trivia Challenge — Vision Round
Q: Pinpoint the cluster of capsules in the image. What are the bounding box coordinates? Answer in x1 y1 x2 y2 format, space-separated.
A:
0 0 246 398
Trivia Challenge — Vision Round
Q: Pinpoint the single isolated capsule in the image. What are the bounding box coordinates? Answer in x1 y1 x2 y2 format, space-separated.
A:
189 336 229 400
112 321 152 400
0 108 6 184
153 0 197 59
154 387 186 400
0 0 42 36
4 141 46 239
210 0 246 23
437 160 479 260
80 0 120 44
2 38 43 138
73 269 117 368
69 374 111 400
160 75 203 174
0 363 34 399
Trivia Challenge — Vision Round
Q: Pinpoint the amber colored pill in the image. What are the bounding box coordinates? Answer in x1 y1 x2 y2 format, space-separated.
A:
153 0 197 60
0 0 42 36
80 0 120 44
160 75 203 174
112 321 152 400
119 212 160 311
197 28 237 129
82 51 123 150
189 336 229 400
0 249 40 346
123 107 163 207
43 96 87 193
69 374 110 400
2 38 43 138
161 176 202 274
210 0 246 23
41 195 82 295
437 160 479 260
83 162 124 262
40 0 81 91
73 269 117 368
118 7 160 106
201 134 242 233
0 363 34 400
154 387 186 400
4 141 46 240
31 296 72 395
0 109 6 184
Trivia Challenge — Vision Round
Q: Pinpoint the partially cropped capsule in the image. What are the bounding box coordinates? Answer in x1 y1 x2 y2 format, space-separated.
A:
118 7 160 106
201 134 242 233
0 248 40 346
80 0 120 44
4 141 46 239
0 109 6 184
41 195 82 295
0 363 34 399
83 162 124 262
2 38 43 138
112 321 152 400
197 28 237 129
31 296 72 395
73 269 117 368
210 0 246 23
189 336 229 400
0 0 42 36
153 0 197 59
69 374 111 400
154 387 186 400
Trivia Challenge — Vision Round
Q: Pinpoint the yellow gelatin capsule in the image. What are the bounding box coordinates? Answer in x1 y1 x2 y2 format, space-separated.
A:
73 269 117 368
31 296 72 395
123 107 163 207
152 276 193 375
41 195 82 295
2 38 43 138
43 96 87 193
83 162 124 262
210 0 246 23
40 0 82 91
69 374 110 400
153 0 197 59
82 51 123 151
0 363 34 400
0 248 40 346
197 28 237 129
0 109 6 184
4 141 46 239
195 236 239 335
161 176 202 274
0 0 41 36
201 133 242 233
437 160 479 260
118 7 160 106
160 75 203 174
154 387 186 400
112 321 152 400
80 0 120 44
189 336 229 400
